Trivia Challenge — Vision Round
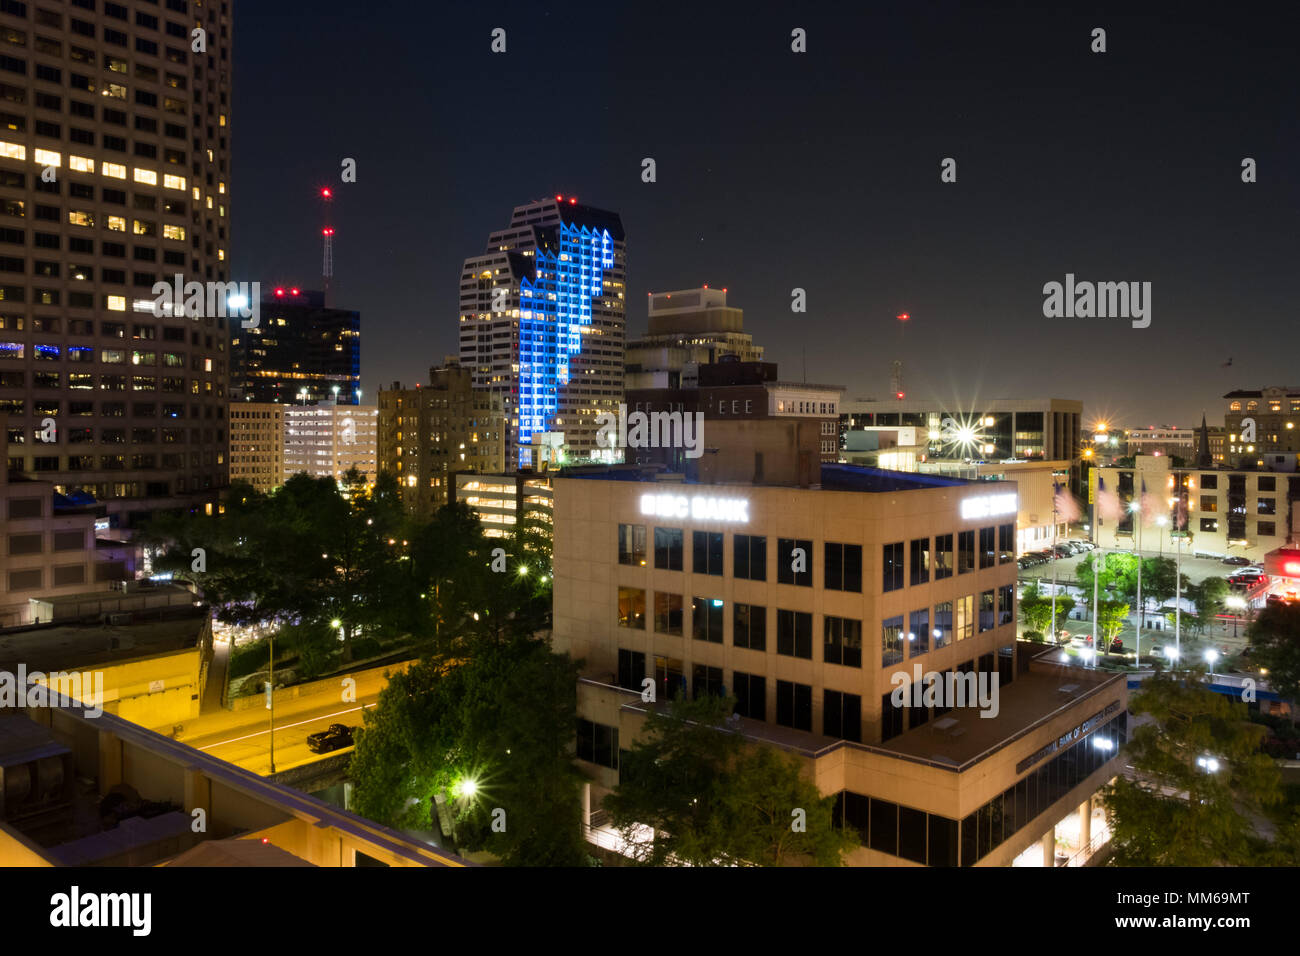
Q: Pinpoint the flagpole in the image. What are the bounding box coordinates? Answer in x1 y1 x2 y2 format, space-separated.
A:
1175 501 1182 656
1050 485 1059 642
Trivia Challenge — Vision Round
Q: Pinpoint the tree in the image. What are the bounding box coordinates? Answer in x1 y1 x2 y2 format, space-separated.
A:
1190 577 1230 637
350 636 588 866
1102 669 1290 865
1075 552 1136 611
1246 602 1300 722
1097 600 1131 650
604 694 857 866
1020 580 1073 638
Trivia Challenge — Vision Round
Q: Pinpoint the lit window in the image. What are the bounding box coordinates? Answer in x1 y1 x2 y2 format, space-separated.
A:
102 162 127 179
104 83 127 99
69 156 95 173
0 141 24 160
106 215 126 232
217 249 225 261
162 224 185 241
205 195 213 209
163 173 185 190
68 210 94 227
218 181 226 195
134 168 158 186
34 148 61 167
106 296 126 312
219 114 226 127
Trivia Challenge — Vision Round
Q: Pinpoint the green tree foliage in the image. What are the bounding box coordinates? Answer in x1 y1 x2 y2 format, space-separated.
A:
1247 602 1300 713
1075 552 1136 610
1184 577 1230 637
1103 670 1291 865
350 636 587 866
604 694 858 866
1019 580 1073 637
1097 600 1131 648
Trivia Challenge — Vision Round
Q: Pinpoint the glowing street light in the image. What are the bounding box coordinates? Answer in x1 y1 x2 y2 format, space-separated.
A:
1196 755 1220 773
1205 647 1219 679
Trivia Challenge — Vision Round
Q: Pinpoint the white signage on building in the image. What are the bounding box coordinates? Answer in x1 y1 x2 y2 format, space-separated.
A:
960 493 1018 520
640 494 749 523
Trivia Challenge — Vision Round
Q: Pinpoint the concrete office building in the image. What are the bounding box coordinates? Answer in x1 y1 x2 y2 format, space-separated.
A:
377 363 506 516
458 196 626 469
283 403 376 486
553 464 1127 866
1094 456 1299 562
453 470 553 540
0 0 233 515
230 288 360 406
226 400 282 492
625 287 764 390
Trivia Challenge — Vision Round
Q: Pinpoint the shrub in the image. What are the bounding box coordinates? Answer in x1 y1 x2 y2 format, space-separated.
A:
228 639 271 679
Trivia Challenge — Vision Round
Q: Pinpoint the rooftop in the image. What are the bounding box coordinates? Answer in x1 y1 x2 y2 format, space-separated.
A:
0 606 207 673
562 463 972 492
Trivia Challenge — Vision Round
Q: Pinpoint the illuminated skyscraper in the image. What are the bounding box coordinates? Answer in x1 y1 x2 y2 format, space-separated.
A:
458 196 625 467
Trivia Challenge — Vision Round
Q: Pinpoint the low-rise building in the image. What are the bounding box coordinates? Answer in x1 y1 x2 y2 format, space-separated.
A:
227 402 284 492
453 471 554 539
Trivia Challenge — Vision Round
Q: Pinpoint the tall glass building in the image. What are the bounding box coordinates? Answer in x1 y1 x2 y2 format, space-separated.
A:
458 196 625 468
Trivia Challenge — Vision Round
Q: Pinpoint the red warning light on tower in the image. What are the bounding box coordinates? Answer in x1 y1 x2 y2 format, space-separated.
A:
569 197 577 204
897 312 910 321
320 187 332 199
290 287 300 296
322 227 334 237
274 287 285 297
896 391 905 400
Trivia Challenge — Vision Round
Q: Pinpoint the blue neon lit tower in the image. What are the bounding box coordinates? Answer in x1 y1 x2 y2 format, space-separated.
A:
458 197 626 468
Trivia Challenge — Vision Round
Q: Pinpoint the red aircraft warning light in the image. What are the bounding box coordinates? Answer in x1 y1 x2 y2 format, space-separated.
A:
320 187 332 199
290 287 300 296
274 287 285 297
897 312 910 321
569 197 577 204
323 227 334 236
896 391 905 399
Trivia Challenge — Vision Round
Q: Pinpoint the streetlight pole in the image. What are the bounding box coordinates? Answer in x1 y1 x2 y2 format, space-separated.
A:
268 632 276 774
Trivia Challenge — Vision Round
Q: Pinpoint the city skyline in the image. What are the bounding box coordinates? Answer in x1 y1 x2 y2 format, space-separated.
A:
233 1 1297 428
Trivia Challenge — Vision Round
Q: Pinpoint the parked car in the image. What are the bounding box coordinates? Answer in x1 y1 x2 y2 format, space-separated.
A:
1069 540 1096 551
1229 572 1267 589
1221 555 1251 566
1051 545 1073 558
307 723 355 754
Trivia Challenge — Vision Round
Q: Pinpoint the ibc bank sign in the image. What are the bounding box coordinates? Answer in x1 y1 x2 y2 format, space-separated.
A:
960 493 1017 520
640 494 749 523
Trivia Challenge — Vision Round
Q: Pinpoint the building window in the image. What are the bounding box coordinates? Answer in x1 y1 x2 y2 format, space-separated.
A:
654 527 683 570
979 526 996 569
910 537 930 585
821 541 861 593
576 718 618 769
909 608 930 657
882 615 905 667
956 594 974 641
776 680 812 732
691 664 724 700
692 597 724 643
617 523 646 566
1199 495 1218 513
934 533 954 579
733 533 766 581
1258 521 1276 537
654 592 683 636
998 584 1015 626
692 530 724 575
1257 497 1275 515
1257 476 1276 492
733 671 765 720
824 616 862 668
617 587 645 629
882 541 904 592
777 537 812 586
998 522 1015 562
653 656 686 701
880 694 904 742
934 601 952 649
1200 518 1218 532
1200 473 1218 490
776 608 812 659
734 602 766 651
958 530 975 573
979 589 996 632
824 690 862 743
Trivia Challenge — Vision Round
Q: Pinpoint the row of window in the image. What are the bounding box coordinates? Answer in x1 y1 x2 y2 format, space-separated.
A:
6 450 215 470
618 524 1015 593
6 563 92 591
7 528 84 552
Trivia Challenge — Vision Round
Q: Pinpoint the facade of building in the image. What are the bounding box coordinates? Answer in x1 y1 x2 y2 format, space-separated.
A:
283 403 376 486
625 287 763 390
226 400 282 493
0 0 233 515
1123 427 1194 459
452 470 553 540
553 465 1126 866
230 289 359 405
1223 386 1300 469
624 359 843 471
377 363 506 515
1094 455 1300 561
458 196 626 468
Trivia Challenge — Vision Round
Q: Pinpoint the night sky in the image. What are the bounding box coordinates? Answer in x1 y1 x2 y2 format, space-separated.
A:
233 1 1298 430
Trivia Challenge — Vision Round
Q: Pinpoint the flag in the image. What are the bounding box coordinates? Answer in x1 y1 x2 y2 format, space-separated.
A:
1139 478 1159 522
1097 476 1121 522
1173 495 1188 531
1053 482 1081 524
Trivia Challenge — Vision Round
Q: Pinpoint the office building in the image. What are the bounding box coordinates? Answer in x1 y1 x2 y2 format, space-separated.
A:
377 362 506 515
458 195 626 468
0 0 232 518
230 288 359 405
553 464 1126 865
283 403 376 486
1123 426 1194 459
1093 455 1300 562
452 470 553 540
625 287 763 389
226 400 282 492
1223 386 1300 469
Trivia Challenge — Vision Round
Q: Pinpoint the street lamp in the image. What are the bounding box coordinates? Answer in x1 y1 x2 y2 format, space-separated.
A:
1196 755 1220 773
1156 516 1167 557
1164 645 1179 664
1205 648 1219 680
1224 596 1246 639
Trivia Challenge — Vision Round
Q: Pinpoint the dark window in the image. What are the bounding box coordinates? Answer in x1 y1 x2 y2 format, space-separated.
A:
910 537 930 584
825 541 862 591
691 664 723 700
934 533 953 578
979 590 996 632
929 815 958 867
899 806 927 864
870 799 898 856
617 523 645 566
824 689 861 742
733 533 766 580
979 526 996 569
998 523 1015 561
654 592 683 636
692 530 723 575
733 602 766 651
882 614 905 667
824 616 862 668
882 541 904 591
733 671 765 720
691 597 723 643
776 537 812 586
653 527 683 571
775 680 812 731
908 608 930 657
776 609 812 659
575 719 618 769
958 530 975 573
